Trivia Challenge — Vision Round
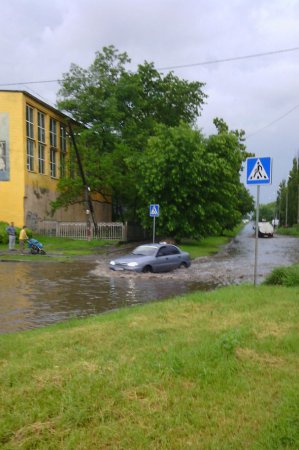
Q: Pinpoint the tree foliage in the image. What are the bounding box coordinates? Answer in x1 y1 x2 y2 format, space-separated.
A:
56 45 207 220
55 45 254 239
136 120 253 239
276 157 299 226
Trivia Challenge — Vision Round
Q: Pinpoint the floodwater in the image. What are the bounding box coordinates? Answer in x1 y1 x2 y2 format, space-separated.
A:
0 222 298 334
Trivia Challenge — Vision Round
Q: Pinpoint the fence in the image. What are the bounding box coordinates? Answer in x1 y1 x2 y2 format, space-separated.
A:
37 221 127 241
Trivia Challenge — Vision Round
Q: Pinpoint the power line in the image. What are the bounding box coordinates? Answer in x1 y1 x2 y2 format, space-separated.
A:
157 46 299 71
0 46 299 87
247 103 299 138
0 79 60 87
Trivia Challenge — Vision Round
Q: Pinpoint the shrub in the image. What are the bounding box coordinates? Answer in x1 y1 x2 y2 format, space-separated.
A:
0 221 9 244
264 265 299 287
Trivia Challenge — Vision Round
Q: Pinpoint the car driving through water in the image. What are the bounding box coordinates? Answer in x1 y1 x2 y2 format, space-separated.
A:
109 243 191 273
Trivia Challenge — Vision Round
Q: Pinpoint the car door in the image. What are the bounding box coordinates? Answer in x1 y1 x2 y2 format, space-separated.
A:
165 245 182 270
155 245 180 272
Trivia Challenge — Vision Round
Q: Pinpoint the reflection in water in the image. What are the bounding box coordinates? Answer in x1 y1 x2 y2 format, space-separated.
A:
0 262 207 334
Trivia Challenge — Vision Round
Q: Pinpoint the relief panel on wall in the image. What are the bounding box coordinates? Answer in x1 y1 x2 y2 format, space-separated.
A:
0 113 9 181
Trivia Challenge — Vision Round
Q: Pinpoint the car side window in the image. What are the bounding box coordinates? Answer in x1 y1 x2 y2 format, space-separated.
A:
157 246 180 257
167 245 180 255
157 247 167 257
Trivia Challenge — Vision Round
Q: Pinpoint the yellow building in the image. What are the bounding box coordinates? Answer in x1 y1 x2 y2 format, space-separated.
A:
0 90 111 229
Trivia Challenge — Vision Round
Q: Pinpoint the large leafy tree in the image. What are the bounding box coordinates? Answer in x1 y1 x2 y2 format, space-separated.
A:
136 120 254 239
54 46 253 238
55 46 207 220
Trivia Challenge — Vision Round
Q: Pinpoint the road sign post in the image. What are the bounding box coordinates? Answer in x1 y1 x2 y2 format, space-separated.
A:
149 204 159 243
246 157 272 286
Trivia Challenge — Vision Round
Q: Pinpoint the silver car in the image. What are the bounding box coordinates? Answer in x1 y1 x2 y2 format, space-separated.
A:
109 243 191 273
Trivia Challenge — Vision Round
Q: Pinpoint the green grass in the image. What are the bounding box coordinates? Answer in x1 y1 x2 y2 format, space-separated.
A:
181 235 231 258
0 224 243 261
264 264 299 286
0 285 298 449
181 225 243 259
0 235 117 261
276 225 299 236
33 235 116 255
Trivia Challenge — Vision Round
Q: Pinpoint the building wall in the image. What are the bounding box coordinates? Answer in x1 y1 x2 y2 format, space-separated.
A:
0 92 26 226
24 183 112 229
0 91 112 229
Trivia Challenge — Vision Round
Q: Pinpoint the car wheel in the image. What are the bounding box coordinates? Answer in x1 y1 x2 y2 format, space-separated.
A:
142 265 152 273
179 262 188 269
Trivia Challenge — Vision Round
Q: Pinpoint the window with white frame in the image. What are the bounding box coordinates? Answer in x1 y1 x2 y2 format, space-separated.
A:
27 139 34 171
38 112 46 174
60 124 67 178
60 152 66 177
60 124 66 153
38 111 45 143
26 105 34 139
26 105 35 171
50 148 57 178
38 144 45 174
50 118 57 148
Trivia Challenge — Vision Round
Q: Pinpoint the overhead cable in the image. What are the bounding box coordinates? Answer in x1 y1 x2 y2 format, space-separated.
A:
0 46 299 87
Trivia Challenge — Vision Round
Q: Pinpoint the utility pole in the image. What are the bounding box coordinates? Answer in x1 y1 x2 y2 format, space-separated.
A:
285 175 291 227
68 123 98 238
297 153 299 225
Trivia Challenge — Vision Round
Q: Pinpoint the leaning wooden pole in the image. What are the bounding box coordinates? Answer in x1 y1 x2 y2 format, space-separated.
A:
68 123 98 237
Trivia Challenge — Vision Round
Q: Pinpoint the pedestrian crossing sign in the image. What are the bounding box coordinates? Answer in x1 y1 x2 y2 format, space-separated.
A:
149 204 159 217
246 157 272 185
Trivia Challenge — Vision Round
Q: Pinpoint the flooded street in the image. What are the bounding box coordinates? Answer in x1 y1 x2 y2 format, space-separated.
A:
1 222 298 334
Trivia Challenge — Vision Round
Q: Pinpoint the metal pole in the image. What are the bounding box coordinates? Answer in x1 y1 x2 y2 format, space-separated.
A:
153 216 156 243
254 185 260 286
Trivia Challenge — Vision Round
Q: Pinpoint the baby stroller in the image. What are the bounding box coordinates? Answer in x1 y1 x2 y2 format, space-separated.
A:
27 238 46 255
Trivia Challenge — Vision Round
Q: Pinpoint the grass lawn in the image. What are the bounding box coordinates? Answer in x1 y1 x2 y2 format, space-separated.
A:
0 285 298 449
0 225 243 261
0 235 117 261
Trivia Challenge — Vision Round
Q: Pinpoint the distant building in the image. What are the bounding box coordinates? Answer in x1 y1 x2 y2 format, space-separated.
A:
0 90 111 229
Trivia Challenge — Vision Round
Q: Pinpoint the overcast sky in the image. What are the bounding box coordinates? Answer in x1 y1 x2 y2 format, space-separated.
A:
1 0 299 205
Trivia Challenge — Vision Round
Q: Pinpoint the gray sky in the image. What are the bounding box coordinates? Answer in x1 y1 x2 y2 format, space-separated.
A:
2 0 299 204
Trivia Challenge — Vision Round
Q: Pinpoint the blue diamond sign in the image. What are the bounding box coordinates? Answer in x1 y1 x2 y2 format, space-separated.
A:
246 157 272 185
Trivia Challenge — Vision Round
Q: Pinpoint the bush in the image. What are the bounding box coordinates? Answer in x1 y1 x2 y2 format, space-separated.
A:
264 264 299 287
0 221 9 244
0 223 32 245
277 225 299 236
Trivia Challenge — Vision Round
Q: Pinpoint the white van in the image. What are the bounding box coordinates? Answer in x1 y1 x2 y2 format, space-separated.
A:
258 221 274 238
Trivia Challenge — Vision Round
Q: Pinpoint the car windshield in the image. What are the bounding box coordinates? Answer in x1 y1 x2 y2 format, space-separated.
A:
132 245 158 256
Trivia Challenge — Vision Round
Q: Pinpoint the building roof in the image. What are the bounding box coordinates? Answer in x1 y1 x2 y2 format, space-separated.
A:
0 89 77 123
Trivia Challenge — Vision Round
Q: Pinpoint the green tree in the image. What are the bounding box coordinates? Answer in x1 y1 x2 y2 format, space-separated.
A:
55 46 207 221
252 202 276 222
136 121 253 240
276 157 299 227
